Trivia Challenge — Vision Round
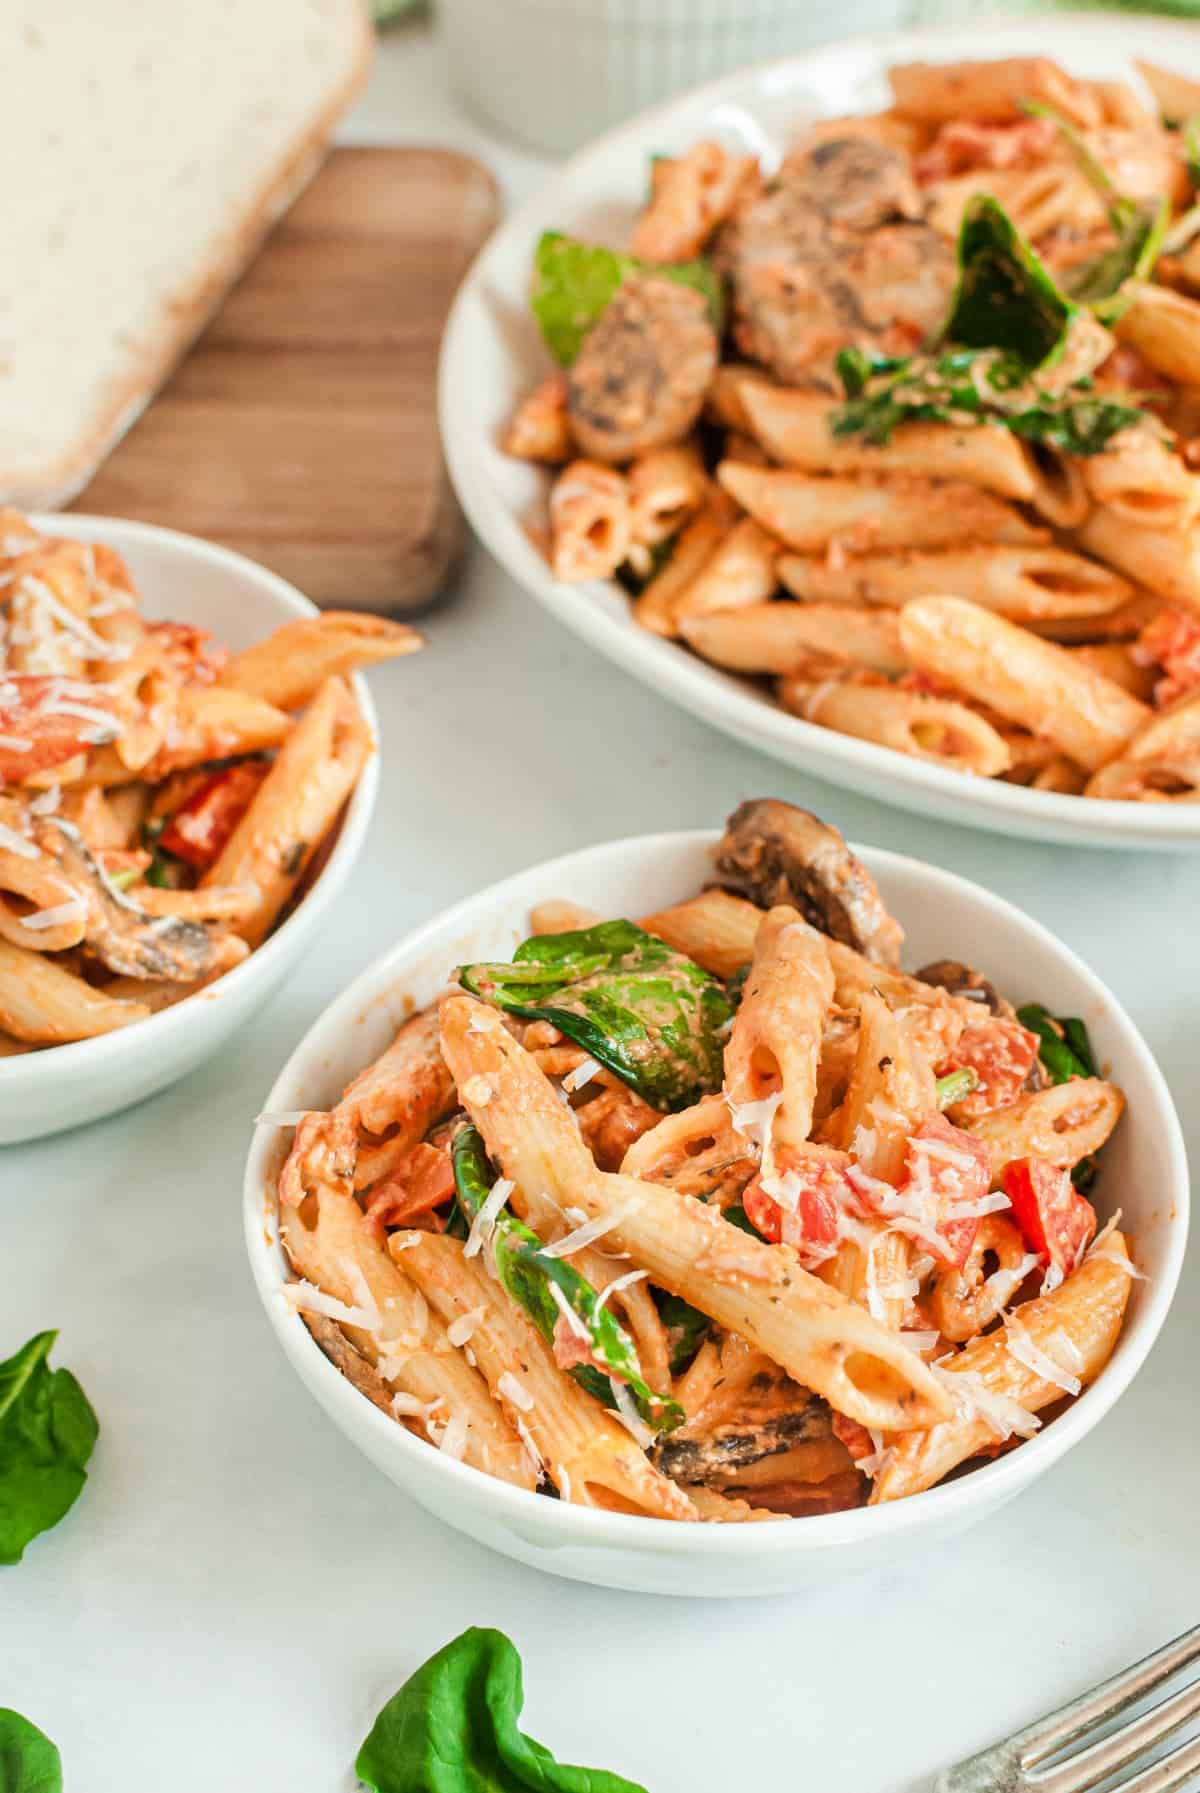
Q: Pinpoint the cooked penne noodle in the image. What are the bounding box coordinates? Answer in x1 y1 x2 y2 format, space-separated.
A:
219 612 420 712
440 994 952 1433
736 383 1037 500
1027 589 1163 644
777 544 1132 624
502 372 574 463
670 517 779 622
549 460 633 581
145 685 292 779
631 497 737 637
630 141 758 262
926 1216 1031 1343
627 442 709 550
889 56 1101 127
898 597 1149 772
1135 60 1200 125
779 672 1013 778
924 163 1108 247
1073 510 1200 611
0 936 150 1042
98 934 251 1011
393 1231 696 1518
724 907 833 1159
717 464 1046 555
1024 443 1090 529
132 882 262 924
872 1234 1132 1502
966 1079 1125 1180
682 602 908 677
529 898 603 935
1082 430 1200 533
201 676 370 946
639 887 761 978
1068 644 1156 702
832 989 936 1183
1084 691 1200 800
1115 281 1200 386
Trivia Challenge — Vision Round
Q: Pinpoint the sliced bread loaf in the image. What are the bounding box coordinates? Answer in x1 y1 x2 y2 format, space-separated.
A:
1 0 373 507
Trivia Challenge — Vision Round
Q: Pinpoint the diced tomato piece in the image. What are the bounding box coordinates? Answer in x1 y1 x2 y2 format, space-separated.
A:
0 675 119 781
939 1016 1039 1118
1133 608 1200 709
831 1413 873 1462
362 1143 455 1242
1001 1158 1096 1275
898 1114 993 1269
159 760 269 870
743 1152 851 1270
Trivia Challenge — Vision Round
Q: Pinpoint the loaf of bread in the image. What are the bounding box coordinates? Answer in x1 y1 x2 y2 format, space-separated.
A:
1 0 373 507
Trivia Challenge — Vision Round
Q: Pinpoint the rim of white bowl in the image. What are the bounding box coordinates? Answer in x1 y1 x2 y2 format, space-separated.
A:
439 12 1200 849
245 829 1189 1555
0 513 379 1090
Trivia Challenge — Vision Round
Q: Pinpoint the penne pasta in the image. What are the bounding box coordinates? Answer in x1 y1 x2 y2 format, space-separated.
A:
889 57 1101 127
778 672 1013 778
724 906 833 1160
549 459 633 581
1082 429 1200 534
0 935 150 1042
898 597 1149 772
502 372 574 463
737 382 1037 501
717 463 1047 555
777 544 1133 624
1114 282 1200 386
670 517 779 622
682 602 908 677
630 141 758 262
631 496 737 638
218 612 420 712
201 676 370 947
873 1234 1132 1502
627 442 709 552
440 994 953 1433
966 1079 1125 1181
639 887 761 979
1073 510 1200 612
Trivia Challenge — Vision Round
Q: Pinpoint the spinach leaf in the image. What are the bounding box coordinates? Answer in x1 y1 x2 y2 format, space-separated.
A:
944 195 1076 367
452 1129 682 1433
1067 197 1169 321
832 343 1145 456
531 231 725 365
1016 1003 1099 1085
722 1202 757 1236
459 920 732 1112
0 1710 62 1793
935 1067 980 1109
1186 116 1200 189
652 1289 711 1376
0 1332 98 1566
356 1627 649 1793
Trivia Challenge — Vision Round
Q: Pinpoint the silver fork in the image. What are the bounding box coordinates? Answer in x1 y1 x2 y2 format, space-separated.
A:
938 1625 1200 1793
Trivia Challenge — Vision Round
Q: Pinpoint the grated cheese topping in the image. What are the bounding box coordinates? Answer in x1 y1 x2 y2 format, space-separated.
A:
547 1280 590 1343
562 1056 602 1093
464 1176 514 1261
1004 1316 1082 1396
935 1365 1042 1441
20 898 86 931
609 1378 654 1448
0 821 38 859
447 1304 488 1349
593 1267 649 1319
536 1209 623 1260
725 1087 782 1153
281 1280 375 1331
437 1412 469 1460
497 1370 535 1413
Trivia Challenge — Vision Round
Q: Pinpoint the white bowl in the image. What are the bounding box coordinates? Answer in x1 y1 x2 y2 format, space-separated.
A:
0 514 379 1145
440 13 1200 852
244 828 1187 1597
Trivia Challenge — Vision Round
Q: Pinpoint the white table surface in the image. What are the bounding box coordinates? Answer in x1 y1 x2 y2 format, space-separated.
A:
6 22 1200 1793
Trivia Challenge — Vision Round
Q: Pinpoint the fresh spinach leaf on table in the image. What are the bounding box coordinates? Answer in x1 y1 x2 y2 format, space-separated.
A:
0 1331 98 1566
356 1627 649 1793
0 1708 62 1793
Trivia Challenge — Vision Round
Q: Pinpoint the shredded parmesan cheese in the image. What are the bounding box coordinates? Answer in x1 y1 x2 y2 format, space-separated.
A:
725 1088 781 1153
464 1176 513 1260
0 822 38 859
497 1370 535 1413
20 898 86 931
0 734 31 752
391 1391 428 1419
280 1280 375 1331
536 1210 622 1260
547 1281 590 1343
1004 1316 1082 1396
935 1365 1042 1441
28 784 61 816
609 1378 654 1448
562 1056 601 1093
447 1304 488 1349
437 1412 469 1460
983 1253 1040 1311
592 1267 649 1318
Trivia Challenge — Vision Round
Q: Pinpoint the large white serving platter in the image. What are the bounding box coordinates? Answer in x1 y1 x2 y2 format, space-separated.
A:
440 14 1200 850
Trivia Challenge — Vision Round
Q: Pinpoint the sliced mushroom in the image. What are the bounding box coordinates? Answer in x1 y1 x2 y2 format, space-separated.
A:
35 817 221 981
653 1359 831 1488
709 799 904 967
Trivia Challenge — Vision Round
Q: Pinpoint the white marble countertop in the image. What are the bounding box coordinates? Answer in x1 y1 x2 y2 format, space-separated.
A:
4 21 1200 1793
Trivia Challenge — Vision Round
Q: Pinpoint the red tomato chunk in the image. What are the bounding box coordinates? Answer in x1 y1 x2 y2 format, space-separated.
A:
1002 1157 1096 1275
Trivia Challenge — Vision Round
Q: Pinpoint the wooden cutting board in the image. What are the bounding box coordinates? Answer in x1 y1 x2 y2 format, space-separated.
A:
71 148 499 612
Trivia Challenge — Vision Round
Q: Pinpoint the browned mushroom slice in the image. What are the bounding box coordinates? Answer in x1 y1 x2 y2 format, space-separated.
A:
36 818 220 981
654 1358 831 1488
709 799 904 967
566 273 718 463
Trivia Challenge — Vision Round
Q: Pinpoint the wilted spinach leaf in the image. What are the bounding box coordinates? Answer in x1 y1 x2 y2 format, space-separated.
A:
0 1332 98 1566
1016 1003 1099 1085
452 1128 681 1432
459 920 732 1112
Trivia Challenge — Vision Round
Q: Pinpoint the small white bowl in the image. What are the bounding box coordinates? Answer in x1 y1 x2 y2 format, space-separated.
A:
439 11 1200 851
244 829 1187 1597
0 514 379 1146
